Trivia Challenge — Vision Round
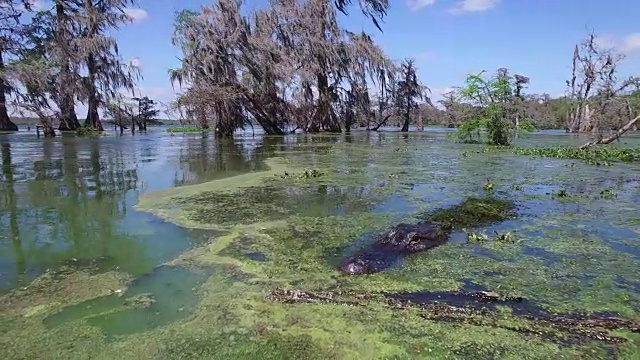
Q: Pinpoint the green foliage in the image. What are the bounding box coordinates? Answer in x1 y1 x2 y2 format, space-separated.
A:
517 119 537 132
451 118 488 143
513 146 640 165
75 126 100 137
456 69 521 145
426 197 515 230
137 96 159 122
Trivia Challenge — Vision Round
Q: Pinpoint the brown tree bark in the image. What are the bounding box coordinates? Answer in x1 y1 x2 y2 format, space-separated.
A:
400 112 410 132
56 2 81 131
58 95 80 131
370 114 392 131
84 53 103 130
0 52 18 132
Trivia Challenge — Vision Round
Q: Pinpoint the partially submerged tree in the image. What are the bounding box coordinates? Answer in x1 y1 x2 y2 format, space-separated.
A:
395 58 429 132
104 94 135 134
0 0 32 131
438 89 473 128
51 0 81 131
13 2 82 135
565 32 640 147
133 95 158 131
455 68 528 145
170 0 394 137
76 0 140 130
8 0 140 136
368 65 397 131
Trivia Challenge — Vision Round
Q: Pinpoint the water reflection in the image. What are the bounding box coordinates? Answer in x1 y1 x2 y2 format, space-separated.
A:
0 133 272 291
1 140 25 286
2 129 639 294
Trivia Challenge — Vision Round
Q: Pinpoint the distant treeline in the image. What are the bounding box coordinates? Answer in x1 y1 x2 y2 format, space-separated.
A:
9 117 181 126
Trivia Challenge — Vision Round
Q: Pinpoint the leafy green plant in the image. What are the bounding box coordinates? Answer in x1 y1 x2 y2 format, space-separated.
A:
599 189 617 199
517 118 536 132
483 179 495 192
427 197 515 230
75 126 100 137
513 146 640 165
457 70 514 146
166 126 205 133
454 68 530 146
451 118 488 143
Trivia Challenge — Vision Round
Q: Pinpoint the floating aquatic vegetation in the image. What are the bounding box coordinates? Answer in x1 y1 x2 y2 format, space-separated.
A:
600 188 617 200
426 197 516 230
173 184 379 229
75 126 102 137
513 146 640 165
6 133 640 359
483 179 495 192
275 168 325 180
269 287 640 348
465 230 516 243
166 126 205 133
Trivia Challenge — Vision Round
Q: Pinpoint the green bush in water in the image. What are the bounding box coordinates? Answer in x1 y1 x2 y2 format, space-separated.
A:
427 197 515 229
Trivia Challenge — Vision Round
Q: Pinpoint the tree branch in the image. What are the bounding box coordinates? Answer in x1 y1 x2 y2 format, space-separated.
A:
580 114 640 149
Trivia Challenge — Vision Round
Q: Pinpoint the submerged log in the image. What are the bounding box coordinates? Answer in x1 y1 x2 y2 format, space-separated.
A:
269 287 640 346
338 221 448 275
580 114 640 149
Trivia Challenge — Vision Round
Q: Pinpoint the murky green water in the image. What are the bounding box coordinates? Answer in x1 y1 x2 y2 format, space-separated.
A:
1 128 639 359
44 265 213 338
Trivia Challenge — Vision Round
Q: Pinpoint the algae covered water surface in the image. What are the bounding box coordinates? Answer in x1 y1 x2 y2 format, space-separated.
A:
1 130 639 359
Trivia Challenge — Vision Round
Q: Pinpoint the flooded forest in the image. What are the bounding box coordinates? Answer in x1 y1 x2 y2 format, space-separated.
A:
1 0 639 359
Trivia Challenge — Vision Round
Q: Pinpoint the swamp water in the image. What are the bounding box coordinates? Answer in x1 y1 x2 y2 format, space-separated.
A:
0 129 639 359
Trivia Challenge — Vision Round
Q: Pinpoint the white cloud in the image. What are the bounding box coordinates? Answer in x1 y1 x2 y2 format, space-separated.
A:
621 33 640 53
449 0 498 14
407 0 436 12
124 8 148 23
594 33 640 54
593 35 617 49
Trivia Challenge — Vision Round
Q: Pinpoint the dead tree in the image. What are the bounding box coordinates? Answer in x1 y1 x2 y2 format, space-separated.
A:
566 33 640 147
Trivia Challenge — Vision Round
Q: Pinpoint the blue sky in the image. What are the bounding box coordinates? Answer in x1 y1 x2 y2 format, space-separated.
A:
32 0 640 117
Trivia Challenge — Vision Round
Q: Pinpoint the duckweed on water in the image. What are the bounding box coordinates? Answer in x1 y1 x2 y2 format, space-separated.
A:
4 133 640 359
174 185 381 229
514 146 640 165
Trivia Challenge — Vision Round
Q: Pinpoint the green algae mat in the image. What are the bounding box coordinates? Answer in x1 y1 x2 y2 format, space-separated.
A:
1 133 639 359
